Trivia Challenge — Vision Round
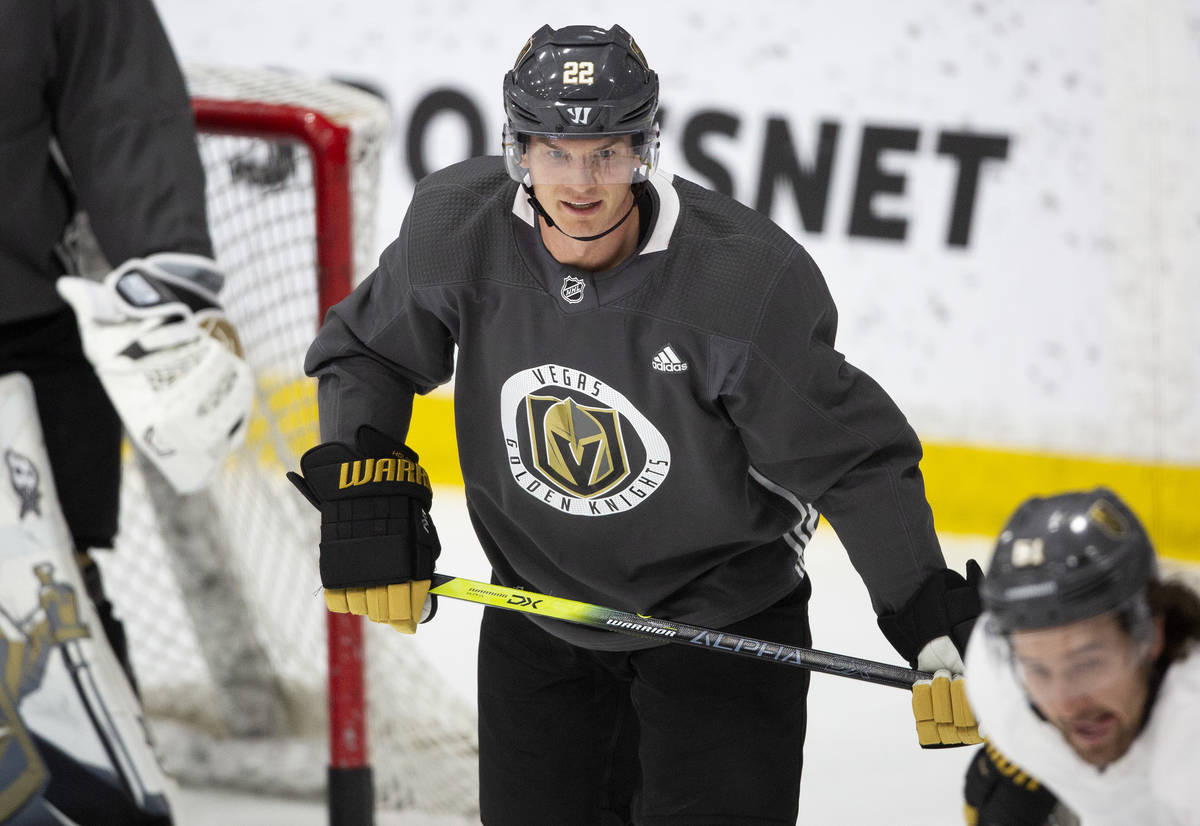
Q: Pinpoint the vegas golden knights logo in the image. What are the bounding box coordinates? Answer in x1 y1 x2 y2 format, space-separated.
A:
527 395 629 498
501 364 671 517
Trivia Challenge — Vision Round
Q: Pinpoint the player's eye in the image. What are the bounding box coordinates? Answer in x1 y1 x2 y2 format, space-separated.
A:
1068 658 1105 680
1019 660 1051 683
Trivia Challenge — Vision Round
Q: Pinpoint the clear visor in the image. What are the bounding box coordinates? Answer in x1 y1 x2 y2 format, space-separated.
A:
503 123 659 186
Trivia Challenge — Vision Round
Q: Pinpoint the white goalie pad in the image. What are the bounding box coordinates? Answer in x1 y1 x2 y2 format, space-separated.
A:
0 372 178 822
57 253 254 494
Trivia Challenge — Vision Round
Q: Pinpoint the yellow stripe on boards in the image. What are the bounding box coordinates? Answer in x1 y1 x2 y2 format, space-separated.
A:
921 442 1200 563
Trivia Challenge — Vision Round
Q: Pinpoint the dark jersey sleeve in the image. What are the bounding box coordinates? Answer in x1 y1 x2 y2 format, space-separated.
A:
49 0 212 265
722 244 945 614
304 209 456 444
0 0 212 323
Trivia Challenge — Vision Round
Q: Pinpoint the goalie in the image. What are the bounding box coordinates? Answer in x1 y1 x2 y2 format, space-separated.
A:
0 0 251 822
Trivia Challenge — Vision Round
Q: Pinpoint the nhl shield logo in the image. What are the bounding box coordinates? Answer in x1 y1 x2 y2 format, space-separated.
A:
560 275 585 304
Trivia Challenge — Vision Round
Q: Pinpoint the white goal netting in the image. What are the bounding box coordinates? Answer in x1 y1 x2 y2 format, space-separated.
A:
95 65 478 818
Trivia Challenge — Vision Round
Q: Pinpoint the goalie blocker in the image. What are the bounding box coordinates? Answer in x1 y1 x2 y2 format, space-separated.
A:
0 372 178 824
56 253 254 495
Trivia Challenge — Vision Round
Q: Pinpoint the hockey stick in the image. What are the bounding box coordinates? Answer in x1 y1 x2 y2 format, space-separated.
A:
428 574 929 690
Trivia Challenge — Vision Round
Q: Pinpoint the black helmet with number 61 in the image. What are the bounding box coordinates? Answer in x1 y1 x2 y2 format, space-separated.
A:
502 24 660 184
981 487 1158 634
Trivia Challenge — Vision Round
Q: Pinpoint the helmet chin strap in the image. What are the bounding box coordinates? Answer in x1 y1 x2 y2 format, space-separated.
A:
523 184 637 243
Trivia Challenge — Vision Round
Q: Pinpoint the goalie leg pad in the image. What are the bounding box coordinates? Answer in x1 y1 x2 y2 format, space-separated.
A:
78 552 139 696
0 684 48 821
0 372 178 823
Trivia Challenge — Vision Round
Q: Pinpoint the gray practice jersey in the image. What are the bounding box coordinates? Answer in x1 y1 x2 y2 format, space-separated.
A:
306 156 947 651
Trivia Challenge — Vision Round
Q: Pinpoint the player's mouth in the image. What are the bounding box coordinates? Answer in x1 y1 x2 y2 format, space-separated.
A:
560 199 602 216
1066 711 1116 746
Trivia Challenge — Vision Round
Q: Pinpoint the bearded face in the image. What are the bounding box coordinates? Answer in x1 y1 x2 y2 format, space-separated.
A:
1011 611 1162 768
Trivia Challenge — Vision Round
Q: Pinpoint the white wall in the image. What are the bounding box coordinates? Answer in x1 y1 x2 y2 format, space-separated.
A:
156 0 1200 464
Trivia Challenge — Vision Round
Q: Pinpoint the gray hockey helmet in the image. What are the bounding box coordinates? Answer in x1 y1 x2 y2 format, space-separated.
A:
502 24 660 183
981 487 1158 633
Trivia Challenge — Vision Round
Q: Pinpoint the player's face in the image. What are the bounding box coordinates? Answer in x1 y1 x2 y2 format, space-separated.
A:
1010 612 1161 767
524 135 637 233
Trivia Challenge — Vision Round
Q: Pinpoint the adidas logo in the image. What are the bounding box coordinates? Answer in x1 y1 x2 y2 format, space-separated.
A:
651 345 688 373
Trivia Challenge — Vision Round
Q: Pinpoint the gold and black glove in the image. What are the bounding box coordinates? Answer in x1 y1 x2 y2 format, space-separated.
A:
879 560 984 747
964 740 1060 826
288 425 440 634
912 666 980 747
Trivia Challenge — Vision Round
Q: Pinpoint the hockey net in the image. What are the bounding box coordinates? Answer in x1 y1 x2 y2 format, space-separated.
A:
95 65 478 818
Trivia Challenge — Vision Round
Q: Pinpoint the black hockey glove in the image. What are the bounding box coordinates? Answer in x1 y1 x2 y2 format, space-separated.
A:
878 560 984 747
963 741 1062 826
287 425 440 634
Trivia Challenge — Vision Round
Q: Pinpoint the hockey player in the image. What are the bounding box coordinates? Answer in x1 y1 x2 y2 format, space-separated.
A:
963 488 1200 825
1 0 252 821
289 24 980 823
